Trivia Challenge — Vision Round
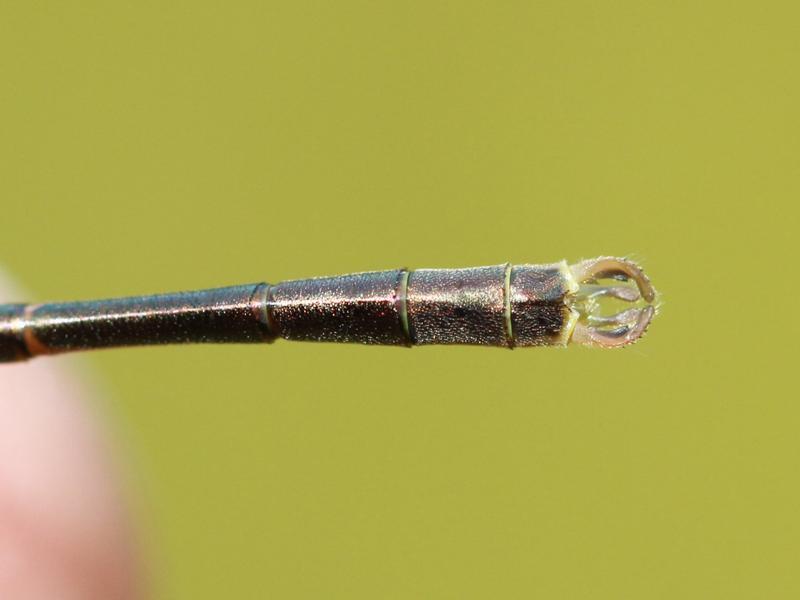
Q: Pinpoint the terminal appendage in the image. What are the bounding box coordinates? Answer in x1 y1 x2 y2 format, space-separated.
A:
567 257 658 348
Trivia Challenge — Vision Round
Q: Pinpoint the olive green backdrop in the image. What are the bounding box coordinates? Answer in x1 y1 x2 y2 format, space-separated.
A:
1 2 797 598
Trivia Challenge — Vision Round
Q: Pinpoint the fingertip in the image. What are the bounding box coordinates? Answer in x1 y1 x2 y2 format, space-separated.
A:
0 271 144 599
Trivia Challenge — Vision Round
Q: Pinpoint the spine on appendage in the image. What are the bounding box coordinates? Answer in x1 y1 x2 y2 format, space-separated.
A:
0 258 657 362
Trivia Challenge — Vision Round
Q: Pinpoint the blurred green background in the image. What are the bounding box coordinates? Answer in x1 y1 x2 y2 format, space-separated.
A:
1 1 797 598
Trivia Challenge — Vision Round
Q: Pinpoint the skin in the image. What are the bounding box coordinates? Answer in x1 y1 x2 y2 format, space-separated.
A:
0 272 142 599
